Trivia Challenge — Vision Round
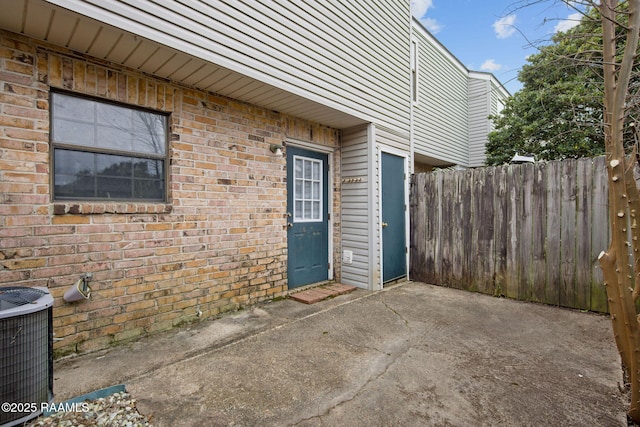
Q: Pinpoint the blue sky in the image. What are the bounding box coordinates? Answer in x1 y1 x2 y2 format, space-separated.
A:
411 1 584 94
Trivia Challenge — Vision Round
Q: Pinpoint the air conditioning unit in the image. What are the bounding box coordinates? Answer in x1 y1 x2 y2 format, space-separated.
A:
0 287 54 427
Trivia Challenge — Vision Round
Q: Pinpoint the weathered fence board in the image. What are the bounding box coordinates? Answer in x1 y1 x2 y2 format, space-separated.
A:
560 161 577 308
505 165 520 299
531 162 547 303
546 162 562 306
576 159 593 310
410 156 611 312
591 158 609 312
493 166 508 297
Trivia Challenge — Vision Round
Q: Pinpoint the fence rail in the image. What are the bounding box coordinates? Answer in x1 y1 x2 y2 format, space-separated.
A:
410 156 610 312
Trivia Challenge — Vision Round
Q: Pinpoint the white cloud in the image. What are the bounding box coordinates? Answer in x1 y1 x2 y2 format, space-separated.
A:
421 17 443 34
480 59 502 72
410 0 433 19
411 0 441 34
493 14 517 39
554 12 582 33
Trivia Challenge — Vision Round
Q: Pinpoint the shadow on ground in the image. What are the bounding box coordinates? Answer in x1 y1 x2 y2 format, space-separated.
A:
54 282 627 426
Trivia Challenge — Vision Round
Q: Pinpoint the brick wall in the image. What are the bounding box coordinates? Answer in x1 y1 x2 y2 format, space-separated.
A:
0 31 341 356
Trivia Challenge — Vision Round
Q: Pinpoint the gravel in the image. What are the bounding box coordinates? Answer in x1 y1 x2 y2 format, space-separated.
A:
26 391 152 427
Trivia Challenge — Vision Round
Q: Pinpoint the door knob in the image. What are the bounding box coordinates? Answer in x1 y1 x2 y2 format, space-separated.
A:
287 222 293 228
382 222 388 228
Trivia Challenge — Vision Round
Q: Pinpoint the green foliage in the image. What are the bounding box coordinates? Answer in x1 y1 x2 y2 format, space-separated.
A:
485 7 609 165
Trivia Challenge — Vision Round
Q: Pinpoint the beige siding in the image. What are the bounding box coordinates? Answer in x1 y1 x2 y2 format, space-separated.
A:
491 80 509 116
468 74 510 167
468 78 491 167
50 0 412 134
340 126 372 288
376 126 412 154
412 22 469 167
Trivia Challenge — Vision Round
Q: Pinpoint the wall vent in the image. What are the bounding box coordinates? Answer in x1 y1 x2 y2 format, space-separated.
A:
0 287 54 427
343 250 353 265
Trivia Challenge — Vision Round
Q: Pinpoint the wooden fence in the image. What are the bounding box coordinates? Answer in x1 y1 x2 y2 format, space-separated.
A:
410 156 610 312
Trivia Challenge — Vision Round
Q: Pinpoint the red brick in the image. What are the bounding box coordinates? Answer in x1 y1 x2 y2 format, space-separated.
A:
290 284 356 304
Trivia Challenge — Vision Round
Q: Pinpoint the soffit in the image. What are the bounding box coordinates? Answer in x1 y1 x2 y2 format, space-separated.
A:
0 0 365 129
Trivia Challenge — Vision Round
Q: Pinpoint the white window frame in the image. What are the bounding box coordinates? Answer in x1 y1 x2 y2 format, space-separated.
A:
292 155 323 223
411 38 419 105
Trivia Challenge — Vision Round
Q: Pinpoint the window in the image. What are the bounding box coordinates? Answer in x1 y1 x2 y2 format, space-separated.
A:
51 92 168 201
293 156 322 222
411 38 419 104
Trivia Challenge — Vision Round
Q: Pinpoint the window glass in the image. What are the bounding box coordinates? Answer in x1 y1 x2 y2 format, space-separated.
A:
411 39 419 104
295 158 303 179
292 155 322 222
295 179 302 197
53 150 95 199
295 201 303 220
97 103 131 128
51 92 167 201
54 95 94 121
54 150 165 201
52 119 95 147
303 160 312 179
96 125 132 152
133 111 166 155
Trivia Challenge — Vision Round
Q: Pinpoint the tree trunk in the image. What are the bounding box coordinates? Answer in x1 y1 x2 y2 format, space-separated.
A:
598 0 640 422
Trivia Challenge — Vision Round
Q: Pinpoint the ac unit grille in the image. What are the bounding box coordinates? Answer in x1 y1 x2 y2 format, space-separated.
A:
0 287 47 310
0 287 53 427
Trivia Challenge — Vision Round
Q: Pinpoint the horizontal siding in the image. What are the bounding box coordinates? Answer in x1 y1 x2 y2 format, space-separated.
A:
491 80 508 117
468 76 510 167
412 23 469 166
376 126 411 153
468 78 490 167
53 0 412 133
340 126 371 288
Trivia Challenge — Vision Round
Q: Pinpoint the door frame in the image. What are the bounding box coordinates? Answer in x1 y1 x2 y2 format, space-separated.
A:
285 138 334 286
377 145 410 289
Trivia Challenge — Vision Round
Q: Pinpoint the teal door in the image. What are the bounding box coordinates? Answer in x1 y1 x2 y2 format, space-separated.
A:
286 146 329 288
381 152 407 283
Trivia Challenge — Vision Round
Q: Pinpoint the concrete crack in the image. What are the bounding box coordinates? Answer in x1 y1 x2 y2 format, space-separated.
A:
289 337 413 426
381 297 410 328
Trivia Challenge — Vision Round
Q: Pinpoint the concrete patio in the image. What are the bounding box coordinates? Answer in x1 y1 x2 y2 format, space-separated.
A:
52 281 627 426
